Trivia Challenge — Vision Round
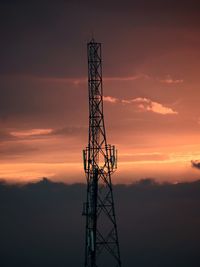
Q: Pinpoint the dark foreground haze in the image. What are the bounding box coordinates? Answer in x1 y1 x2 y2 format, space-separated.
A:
0 178 200 267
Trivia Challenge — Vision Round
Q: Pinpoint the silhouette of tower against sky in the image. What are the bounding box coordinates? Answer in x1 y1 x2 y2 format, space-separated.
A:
82 39 122 267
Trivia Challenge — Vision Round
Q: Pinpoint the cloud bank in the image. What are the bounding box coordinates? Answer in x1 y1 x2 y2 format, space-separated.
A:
0 178 199 267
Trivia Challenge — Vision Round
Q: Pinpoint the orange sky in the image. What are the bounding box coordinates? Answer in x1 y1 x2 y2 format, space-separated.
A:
1 1 200 183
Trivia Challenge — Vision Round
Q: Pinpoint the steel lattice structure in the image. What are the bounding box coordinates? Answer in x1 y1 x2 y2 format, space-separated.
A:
82 39 121 267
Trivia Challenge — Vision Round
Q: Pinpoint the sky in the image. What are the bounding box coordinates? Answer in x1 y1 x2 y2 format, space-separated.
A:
1 0 200 183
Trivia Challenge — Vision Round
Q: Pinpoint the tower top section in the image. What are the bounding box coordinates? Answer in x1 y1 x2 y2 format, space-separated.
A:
88 38 100 45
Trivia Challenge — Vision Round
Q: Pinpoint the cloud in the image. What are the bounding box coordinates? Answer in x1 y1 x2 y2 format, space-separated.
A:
191 160 200 170
51 126 86 136
103 96 118 103
104 74 149 82
160 75 184 84
0 179 200 267
10 129 53 138
8 126 87 141
103 95 178 115
123 97 178 115
37 76 88 86
0 129 15 142
38 73 148 85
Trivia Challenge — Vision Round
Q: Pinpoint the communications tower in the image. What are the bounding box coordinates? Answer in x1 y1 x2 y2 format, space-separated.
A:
82 39 121 267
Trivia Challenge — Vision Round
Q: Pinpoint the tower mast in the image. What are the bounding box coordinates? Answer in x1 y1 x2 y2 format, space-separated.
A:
83 39 121 267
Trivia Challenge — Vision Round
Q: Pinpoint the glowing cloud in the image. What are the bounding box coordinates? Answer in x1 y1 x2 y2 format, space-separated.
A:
11 129 53 138
160 75 183 84
124 97 178 115
104 73 149 82
103 96 118 103
104 95 177 115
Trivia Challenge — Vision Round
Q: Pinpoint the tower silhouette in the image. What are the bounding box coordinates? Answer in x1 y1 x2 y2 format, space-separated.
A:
82 39 121 267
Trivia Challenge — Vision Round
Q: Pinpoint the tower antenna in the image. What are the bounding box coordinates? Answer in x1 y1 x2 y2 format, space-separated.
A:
82 39 122 267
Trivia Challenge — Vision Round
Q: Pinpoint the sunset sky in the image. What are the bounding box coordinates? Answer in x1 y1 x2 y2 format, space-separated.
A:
1 0 200 183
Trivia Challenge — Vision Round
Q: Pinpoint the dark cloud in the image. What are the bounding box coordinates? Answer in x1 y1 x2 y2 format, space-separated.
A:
0 0 200 77
0 178 200 266
191 160 200 170
0 1 86 77
51 126 87 136
0 129 14 141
